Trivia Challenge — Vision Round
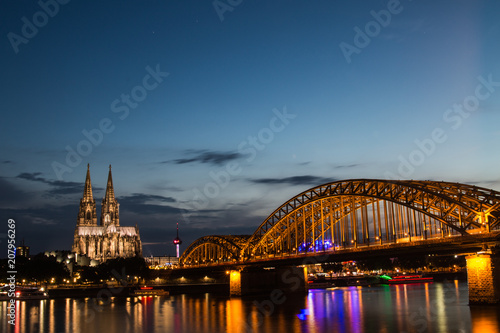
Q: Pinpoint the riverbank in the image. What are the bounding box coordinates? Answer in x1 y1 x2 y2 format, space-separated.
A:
308 271 467 288
47 283 229 298
28 271 468 298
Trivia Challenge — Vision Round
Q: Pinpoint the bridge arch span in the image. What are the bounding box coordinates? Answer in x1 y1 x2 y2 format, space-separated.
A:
180 235 250 265
241 179 500 259
180 179 500 265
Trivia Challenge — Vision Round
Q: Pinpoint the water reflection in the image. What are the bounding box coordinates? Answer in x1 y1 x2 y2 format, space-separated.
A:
1 281 499 332
302 281 474 333
470 306 500 333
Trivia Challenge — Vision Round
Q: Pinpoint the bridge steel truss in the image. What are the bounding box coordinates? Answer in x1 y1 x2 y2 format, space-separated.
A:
180 179 500 266
180 235 251 266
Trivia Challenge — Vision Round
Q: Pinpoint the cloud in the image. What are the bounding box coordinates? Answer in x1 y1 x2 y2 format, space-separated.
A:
147 183 185 192
118 193 176 204
0 203 77 253
142 241 170 246
0 204 77 231
16 172 102 196
31 217 58 225
333 164 361 169
2 160 13 164
118 193 184 216
165 150 244 166
249 175 337 186
118 193 181 215
16 172 43 181
465 179 500 189
0 177 31 205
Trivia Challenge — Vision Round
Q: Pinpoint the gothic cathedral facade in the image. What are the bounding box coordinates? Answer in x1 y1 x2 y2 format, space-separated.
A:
72 165 142 261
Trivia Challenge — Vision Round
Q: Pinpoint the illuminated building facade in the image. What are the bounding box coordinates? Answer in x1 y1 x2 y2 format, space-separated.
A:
16 239 30 258
72 165 142 261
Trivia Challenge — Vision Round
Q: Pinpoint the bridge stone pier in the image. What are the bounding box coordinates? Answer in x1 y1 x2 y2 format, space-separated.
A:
229 266 306 296
466 251 500 305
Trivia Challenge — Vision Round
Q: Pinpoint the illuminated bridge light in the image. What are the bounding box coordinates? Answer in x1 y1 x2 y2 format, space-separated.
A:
297 309 310 321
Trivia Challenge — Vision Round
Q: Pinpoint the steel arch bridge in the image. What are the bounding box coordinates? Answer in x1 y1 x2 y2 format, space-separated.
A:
180 235 251 266
180 179 500 266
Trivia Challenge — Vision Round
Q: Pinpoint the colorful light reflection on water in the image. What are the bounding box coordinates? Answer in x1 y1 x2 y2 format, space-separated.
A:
1 281 500 332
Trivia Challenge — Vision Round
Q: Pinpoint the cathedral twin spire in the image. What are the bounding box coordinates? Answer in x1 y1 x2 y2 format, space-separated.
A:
73 165 142 260
101 165 120 226
78 164 97 226
78 164 119 227
104 165 115 202
83 164 94 202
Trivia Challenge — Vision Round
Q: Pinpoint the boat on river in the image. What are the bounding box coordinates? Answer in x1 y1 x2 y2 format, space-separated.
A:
130 286 169 297
0 287 49 301
381 274 433 284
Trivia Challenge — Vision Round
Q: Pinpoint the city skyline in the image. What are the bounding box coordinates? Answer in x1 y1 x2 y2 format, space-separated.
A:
1 0 500 256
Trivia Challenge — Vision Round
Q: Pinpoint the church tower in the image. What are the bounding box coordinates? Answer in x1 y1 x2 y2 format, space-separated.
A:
77 164 97 226
74 165 141 261
101 165 120 227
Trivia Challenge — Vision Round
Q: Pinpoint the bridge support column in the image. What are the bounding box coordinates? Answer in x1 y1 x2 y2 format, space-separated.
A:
230 266 306 296
466 252 500 305
229 270 242 296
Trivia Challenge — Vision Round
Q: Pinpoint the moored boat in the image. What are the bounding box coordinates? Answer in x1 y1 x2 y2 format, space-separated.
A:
130 286 169 297
0 287 49 301
381 274 433 284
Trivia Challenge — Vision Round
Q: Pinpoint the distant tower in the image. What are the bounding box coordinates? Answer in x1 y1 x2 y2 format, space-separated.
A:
16 239 30 258
173 223 182 258
77 164 97 226
101 165 120 227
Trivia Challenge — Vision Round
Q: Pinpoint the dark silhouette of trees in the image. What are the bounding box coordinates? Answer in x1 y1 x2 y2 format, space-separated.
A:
0 254 70 284
356 257 395 272
78 256 150 283
322 262 344 273
393 255 427 272
1 254 150 285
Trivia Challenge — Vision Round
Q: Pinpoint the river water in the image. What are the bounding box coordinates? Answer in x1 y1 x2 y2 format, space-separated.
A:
1 281 500 333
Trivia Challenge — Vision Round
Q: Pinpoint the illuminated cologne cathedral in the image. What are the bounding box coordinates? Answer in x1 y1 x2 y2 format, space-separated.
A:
72 165 142 261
